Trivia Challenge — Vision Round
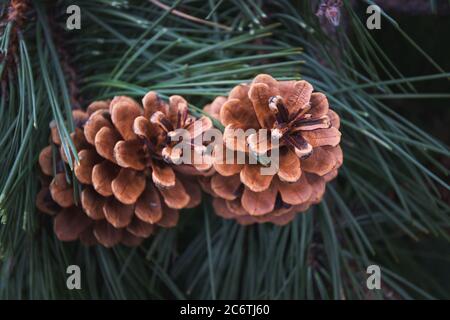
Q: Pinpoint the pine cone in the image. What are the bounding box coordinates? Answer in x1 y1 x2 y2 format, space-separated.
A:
203 74 343 225
37 92 211 247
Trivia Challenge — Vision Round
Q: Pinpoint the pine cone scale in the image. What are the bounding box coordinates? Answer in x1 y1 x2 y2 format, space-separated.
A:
91 161 118 197
240 164 273 192
110 168 146 205
135 183 163 224
80 187 105 220
94 126 121 163
276 149 302 182
103 197 134 228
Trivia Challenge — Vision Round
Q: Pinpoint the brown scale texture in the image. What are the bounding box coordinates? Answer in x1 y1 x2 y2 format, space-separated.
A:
203 74 343 225
37 92 212 247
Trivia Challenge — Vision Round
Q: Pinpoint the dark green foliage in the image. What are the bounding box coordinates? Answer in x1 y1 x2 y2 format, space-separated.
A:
0 0 449 299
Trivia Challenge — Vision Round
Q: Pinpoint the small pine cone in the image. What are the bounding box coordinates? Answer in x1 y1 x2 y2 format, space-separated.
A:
37 92 211 247
203 74 343 225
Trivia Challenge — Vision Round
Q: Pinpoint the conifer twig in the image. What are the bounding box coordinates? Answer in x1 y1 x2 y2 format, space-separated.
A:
0 0 30 81
148 0 232 31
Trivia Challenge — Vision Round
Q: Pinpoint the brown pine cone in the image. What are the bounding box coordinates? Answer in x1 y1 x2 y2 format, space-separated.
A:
37 92 211 247
203 74 343 225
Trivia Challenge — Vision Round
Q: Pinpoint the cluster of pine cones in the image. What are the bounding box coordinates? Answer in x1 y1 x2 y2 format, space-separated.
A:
37 74 342 247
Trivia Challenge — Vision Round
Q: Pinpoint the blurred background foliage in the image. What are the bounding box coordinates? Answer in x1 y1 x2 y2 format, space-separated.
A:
0 0 449 299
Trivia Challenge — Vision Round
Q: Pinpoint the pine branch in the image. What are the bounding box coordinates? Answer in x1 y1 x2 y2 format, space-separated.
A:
0 0 449 299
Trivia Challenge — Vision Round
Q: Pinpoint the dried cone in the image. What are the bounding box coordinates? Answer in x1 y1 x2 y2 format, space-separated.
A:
37 92 210 247
204 74 343 225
